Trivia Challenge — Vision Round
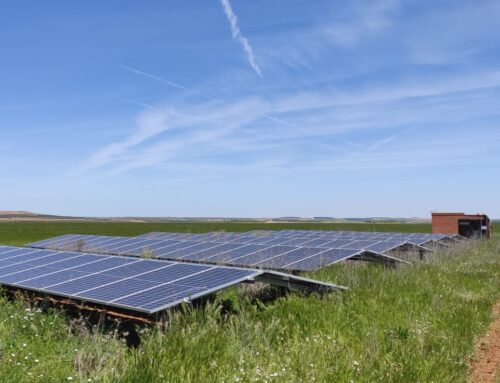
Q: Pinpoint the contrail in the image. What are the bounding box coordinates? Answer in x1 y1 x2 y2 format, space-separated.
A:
117 97 154 109
120 64 223 103
120 64 190 91
219 0 262 77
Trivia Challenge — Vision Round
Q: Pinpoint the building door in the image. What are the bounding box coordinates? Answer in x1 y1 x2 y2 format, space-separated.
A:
458 220 482 238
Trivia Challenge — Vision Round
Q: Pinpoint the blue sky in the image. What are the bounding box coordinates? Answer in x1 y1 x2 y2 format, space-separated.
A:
1 0 499 218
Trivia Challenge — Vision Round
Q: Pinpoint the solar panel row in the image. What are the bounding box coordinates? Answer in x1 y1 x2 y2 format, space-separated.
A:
0 245 338 314
136 230 443 247
28 234 404 271
32 231 419 257
246 230 454 245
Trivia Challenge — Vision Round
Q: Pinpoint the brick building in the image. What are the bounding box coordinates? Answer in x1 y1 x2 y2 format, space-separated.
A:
431 212 492 239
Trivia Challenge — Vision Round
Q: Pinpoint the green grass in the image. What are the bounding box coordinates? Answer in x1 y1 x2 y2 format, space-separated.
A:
0 221 499 382
0 221 432 246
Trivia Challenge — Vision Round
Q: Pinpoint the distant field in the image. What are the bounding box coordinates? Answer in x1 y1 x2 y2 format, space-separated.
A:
0 221 498 382
0 220 432 246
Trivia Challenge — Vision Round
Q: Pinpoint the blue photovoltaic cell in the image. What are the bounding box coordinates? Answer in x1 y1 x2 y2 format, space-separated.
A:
28 234 76 248
19 270 88 289
153 241 205 257
0 263 46 277
46 274 124 295
135 263 212 283
296 238 335 247
16 252 82 267
129 240 183 256
112 283 204 310
100 260 174 278
237 237 273 245
104 240 154 254
122 239 166 254
0 260 15 268
206 244 270 262
0 248 47 260
255 237 297 246
321 240 356 248
0 250 58 265
223 236 256 243
42 235 86 249
102 238 147 252
68 257 139 274
275 238 314 246
183 243 247 261
85 237 132 249
285 249 360 270
78 238 127 251
162 242 222 258
0 246 21 255
253 247 327 268
226 246 297 265
75 278 160 302
42 254 105 269
340 240 380 250
174 268 259 288
0 266 58 284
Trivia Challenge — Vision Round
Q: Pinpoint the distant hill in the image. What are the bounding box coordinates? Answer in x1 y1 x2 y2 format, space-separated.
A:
0 211 435 223
0 211 76 221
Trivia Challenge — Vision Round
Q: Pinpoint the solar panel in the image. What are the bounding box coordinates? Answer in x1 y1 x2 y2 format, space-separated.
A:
0 245 339 314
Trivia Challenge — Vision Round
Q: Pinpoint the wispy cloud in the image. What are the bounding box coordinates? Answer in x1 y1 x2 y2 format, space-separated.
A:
120 63 300 132
0 72 20 81
367 128 415 151
80 68 500 177
79 97 271 175
324 0 398 46
219 0 262 77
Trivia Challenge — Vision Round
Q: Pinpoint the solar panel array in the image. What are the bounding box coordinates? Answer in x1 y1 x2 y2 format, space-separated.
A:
0 229 463 316
28 234 384 272
0 245 337 314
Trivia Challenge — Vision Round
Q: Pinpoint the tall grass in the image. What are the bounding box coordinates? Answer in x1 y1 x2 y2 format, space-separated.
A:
0 230 498 382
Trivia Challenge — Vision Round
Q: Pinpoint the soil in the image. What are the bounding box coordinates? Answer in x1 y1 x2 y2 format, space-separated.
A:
470 301 500 382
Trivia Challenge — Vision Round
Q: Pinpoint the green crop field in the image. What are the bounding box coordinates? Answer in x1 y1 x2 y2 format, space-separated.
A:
0 221 498 383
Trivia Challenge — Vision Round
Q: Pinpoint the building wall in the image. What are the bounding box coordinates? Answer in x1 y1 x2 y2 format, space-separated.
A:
432 215 460 234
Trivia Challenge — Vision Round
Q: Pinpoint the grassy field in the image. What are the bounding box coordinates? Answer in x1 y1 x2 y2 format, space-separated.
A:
0 221 431 246
0 221 498 382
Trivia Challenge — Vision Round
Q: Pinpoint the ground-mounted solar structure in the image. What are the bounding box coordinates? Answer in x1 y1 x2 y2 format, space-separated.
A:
28 233 408 272
0 245 340 315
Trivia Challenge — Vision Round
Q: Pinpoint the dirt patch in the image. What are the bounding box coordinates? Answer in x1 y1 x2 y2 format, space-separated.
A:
470 300 500 383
